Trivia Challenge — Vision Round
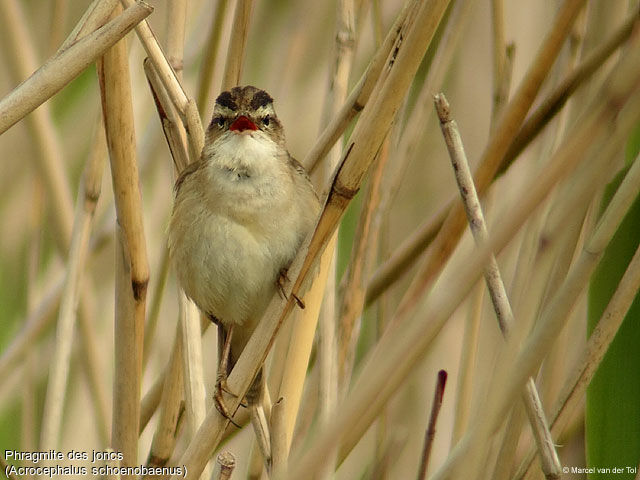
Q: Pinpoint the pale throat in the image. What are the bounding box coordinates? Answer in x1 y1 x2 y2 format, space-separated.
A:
208 130 280 179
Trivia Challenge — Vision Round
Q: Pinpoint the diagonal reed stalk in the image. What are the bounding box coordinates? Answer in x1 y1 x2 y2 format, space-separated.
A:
168 1 453 478
365 1 637 307
389 0 587 327
304 0 419 176
435 93 561 479
119 0 203 159
133 0 418 456
39 119 106 451
0 0 119 443
3 2 640 478
513 151 640 480
276 3 356 478
429 34 640 479
287 29 640 476
0 1 152 135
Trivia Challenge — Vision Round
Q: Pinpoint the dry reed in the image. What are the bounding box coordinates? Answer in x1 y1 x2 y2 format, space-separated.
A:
2 2 640 480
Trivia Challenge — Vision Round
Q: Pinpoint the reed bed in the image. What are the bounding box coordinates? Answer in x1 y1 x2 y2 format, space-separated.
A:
1 1 639 480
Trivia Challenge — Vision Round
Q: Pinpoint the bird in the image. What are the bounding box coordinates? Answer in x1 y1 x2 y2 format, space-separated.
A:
168 85 320 430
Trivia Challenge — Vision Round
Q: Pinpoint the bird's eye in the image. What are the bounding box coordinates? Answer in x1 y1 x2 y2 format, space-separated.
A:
213 116 225 128
262 115 270 126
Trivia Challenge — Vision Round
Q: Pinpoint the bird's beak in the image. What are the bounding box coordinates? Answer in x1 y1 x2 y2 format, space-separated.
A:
229 115 258 132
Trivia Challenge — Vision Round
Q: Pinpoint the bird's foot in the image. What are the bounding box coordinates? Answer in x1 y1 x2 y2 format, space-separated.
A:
277 268 305 309
214 373 242 428
276 268 289 299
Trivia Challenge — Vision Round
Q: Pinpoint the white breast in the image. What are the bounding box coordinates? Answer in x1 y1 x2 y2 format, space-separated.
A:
168 132 310 327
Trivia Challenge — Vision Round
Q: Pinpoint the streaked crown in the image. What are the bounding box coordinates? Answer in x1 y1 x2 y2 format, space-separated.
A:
207 85 284 145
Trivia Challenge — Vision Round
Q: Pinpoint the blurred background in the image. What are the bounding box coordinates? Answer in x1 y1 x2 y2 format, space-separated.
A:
1 1 638 479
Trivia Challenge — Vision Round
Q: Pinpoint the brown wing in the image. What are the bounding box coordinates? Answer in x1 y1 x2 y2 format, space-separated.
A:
174 160 202 195
288 154 319 201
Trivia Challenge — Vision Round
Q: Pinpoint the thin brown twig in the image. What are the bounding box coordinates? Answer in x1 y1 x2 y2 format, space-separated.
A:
417 370 447 480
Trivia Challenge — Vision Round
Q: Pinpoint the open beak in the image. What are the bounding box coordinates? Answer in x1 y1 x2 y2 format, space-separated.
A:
229 115 258 132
